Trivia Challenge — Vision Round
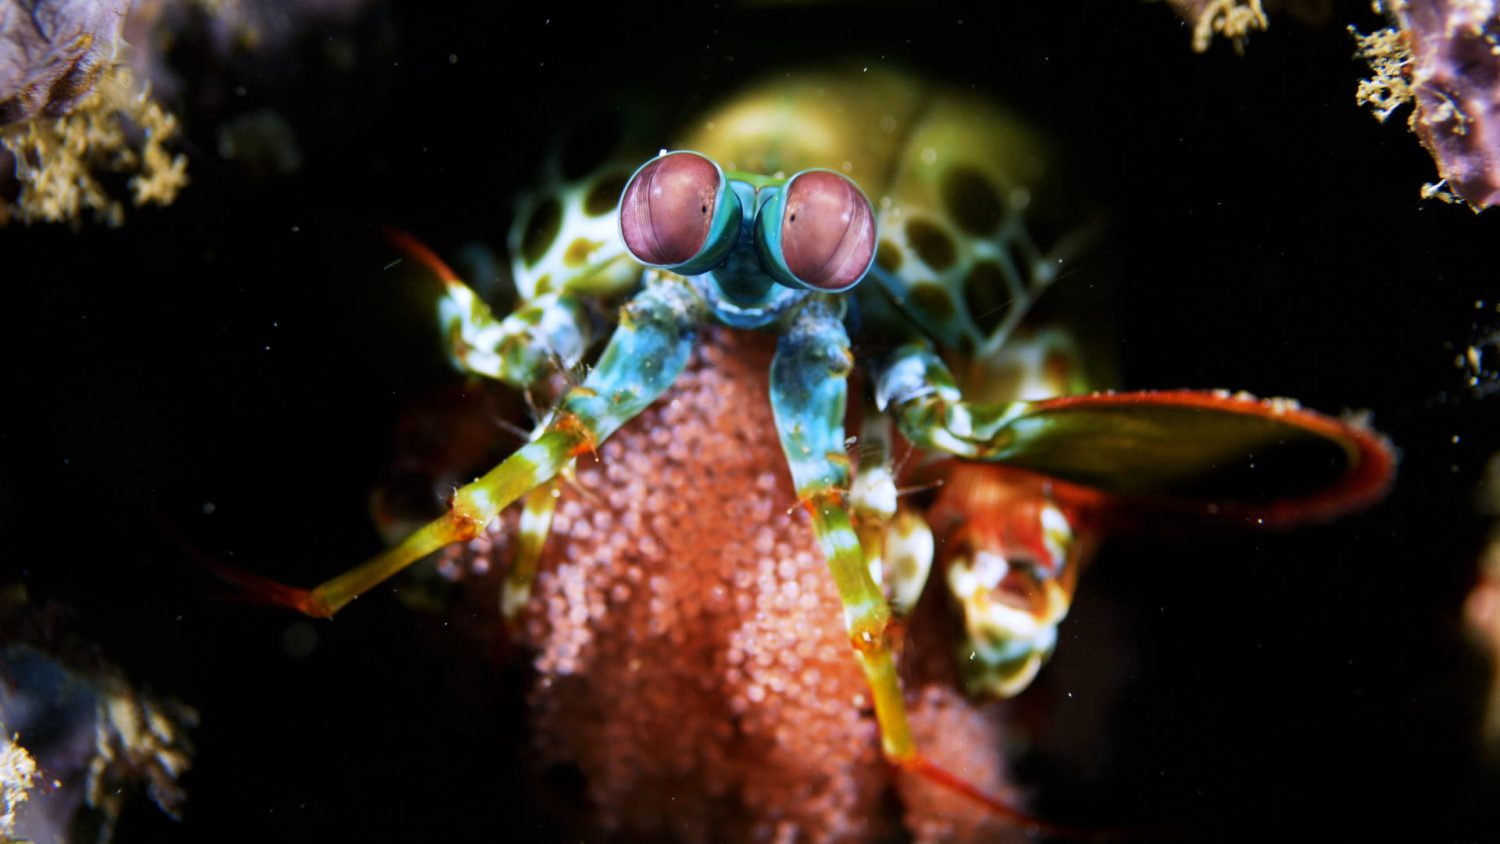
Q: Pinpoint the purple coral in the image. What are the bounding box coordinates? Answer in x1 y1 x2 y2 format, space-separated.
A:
1357 1 1500 210
0 0 129 126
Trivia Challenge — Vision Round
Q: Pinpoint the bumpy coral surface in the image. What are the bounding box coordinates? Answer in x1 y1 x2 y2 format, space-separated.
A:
442 329 1023 844
1355 0 1500 210
0 0 128 126
0 67 187 226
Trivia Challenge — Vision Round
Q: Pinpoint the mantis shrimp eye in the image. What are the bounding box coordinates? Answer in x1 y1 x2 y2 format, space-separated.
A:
756 169 876 293
619 151 740 275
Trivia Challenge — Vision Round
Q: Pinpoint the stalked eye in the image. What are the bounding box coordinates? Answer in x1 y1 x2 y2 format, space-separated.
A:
755 170 876 293
619 151 741 275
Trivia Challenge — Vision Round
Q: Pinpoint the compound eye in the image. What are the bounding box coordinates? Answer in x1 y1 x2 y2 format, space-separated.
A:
759 170 876 292
619 151 739 274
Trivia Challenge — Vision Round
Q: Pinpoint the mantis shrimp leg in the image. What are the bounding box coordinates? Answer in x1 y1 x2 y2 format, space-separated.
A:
502 477 561 621
252 270 706 618
388 230 593 388
848 409 933 619
387 233 587 619
768 298 1042 825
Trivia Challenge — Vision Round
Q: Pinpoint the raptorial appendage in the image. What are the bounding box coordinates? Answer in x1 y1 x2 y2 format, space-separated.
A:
929 463 1090 699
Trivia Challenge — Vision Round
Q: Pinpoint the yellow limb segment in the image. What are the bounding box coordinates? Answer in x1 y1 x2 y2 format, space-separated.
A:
807 493 914 761
811 494 1046 830
295 432 580 618
503 476 563 621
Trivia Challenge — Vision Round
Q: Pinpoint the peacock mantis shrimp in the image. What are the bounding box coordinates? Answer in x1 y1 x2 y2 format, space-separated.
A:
220 68 1394 832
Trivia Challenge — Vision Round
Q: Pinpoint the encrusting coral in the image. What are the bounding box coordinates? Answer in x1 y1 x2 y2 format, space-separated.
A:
0 66 187 226
0 589 196 844
0 0 129 125
1167 0 1270 52
1353 0 1500 211
0 0 187 225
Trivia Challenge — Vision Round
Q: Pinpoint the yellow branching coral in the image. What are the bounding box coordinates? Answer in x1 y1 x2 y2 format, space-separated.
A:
1350 25 1415 123
1170 0 1270 53
0 66 188 227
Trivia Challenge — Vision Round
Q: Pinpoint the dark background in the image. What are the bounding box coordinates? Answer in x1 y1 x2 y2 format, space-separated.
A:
3 1 1498 841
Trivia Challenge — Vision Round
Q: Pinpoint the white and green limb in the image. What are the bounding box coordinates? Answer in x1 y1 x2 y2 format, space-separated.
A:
389 231 595 389
392 232 607 621
242 271 705 619
849 409 932 619
876 339 1032 461
442 263 576 620
946 486 1081 698
503 476 562 621
869 340 1070 700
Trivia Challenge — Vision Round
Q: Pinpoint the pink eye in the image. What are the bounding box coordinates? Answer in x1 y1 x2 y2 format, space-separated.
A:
778 171 876 291
619 152 722 267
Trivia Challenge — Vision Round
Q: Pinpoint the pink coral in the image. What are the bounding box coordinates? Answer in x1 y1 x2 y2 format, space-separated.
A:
1356 0 1500 210
1398 0 1500 209
0 0 128 126
441 329 1023 843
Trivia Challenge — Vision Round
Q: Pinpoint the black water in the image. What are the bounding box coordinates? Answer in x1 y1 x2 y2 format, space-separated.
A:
3 2 1498 841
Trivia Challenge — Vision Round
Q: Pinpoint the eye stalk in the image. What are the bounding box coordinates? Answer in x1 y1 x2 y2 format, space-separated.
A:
619 151 742 276
755 169 876 293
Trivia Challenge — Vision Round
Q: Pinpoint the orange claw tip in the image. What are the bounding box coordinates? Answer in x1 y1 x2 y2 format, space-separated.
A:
150 502 337 619
195 554 336 619
1003 390 1396 529
899 753 1054 833
380 227 461 284
906 752 1179 841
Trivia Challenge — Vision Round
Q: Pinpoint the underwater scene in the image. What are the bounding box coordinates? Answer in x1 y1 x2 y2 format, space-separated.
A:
3 2 1498 842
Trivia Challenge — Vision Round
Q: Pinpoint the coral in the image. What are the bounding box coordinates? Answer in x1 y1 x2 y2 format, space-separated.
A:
440 329 1023 844
0 0 129 126
1352 24 1416 121
1354 0 1500 210
1 0 376 226
1168 0 1270 52
0 66 187 226
0 739 37 840
0 592 196 843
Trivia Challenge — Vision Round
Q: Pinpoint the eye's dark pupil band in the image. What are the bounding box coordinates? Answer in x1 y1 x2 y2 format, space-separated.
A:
619 153 721 267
